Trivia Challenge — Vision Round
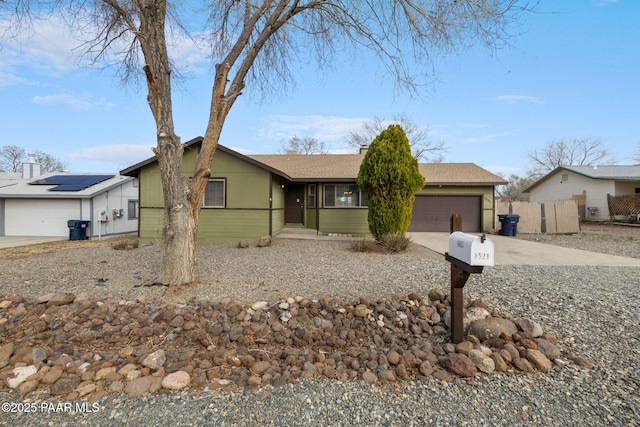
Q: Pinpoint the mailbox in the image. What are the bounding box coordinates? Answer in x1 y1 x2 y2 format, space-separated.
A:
448 232 494 267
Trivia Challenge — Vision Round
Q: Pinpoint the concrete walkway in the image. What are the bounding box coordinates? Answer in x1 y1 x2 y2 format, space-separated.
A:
407 232 640 266
0 236 67 249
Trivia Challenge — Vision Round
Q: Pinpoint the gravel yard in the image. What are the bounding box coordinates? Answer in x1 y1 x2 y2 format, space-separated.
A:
1 224 639 426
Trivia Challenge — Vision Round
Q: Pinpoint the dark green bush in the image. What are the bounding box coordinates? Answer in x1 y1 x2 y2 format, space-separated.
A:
356 124 425 240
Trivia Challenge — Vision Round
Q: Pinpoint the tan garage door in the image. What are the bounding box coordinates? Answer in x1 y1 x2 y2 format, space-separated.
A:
409 195 482 232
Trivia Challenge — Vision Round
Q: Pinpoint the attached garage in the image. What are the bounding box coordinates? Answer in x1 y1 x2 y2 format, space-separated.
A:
409 195 482 232
5 199 80 236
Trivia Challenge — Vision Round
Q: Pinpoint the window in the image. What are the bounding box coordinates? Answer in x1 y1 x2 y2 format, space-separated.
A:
128 200 139 220
324 184 367 207
203 179 225 208
307 184 316 208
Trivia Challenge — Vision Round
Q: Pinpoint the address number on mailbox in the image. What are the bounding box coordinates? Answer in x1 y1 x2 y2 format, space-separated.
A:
448 232 495 267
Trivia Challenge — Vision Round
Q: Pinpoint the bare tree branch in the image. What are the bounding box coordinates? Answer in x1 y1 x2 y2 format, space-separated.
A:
527 137 617 178
346 114 447 161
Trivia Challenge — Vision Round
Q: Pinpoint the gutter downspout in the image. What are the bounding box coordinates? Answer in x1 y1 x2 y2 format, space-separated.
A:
316 183 320 235
269 174 273 237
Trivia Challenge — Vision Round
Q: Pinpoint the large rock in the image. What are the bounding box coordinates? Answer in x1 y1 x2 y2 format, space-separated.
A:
444 353 477 377
515 318 544 337
47 293 76 306
468 317 517 341
256 236 272 247
162 371 191 391
525 349 552 373
535 338 561 361
50 377 81 396
0 342 15 367
142 350 166 370
4 365 37 388
125 376 162 397
443 307 491 331
468 349 495 374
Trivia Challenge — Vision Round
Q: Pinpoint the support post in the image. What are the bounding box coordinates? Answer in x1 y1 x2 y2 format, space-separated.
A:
450 213 465 344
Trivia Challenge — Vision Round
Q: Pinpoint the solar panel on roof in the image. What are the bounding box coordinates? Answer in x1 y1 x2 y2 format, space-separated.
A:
29 175 114 191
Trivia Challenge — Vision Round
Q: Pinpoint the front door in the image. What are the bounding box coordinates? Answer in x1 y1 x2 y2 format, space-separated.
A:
284 185 305 224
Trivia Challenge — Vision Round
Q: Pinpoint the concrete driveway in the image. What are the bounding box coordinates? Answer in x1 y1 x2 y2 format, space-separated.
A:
0 236 67 249
408 232 640 266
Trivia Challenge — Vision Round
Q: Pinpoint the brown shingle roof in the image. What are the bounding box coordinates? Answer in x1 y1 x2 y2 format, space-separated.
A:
419 163 507 185
120 136 506 186
251 154 506 185
248 153 366 181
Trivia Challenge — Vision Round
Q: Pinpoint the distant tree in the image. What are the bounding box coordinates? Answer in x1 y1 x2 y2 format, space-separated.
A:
357 125 425 240
281 136 328 154
33 150 67 173
496 173 534 202
347 115 446 161
527 137 617 179
634 144 640 164
0 146 66 173
0 145 26 173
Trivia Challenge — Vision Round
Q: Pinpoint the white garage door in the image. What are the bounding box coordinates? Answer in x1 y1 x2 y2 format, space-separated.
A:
5 199 81 236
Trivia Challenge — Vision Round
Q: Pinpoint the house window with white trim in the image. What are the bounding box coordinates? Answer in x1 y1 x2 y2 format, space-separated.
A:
324 184 367 207
307 184 316 208
203 179 226 208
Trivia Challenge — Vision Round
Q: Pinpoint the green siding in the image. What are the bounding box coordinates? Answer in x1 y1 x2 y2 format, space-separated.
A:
139 147 272 209
271 209 285 236
139 207 272 243
139 208 163 243
418 185 496 232
198 209 270 242
318 208 370 235
305 208 317 229
138 146 279 242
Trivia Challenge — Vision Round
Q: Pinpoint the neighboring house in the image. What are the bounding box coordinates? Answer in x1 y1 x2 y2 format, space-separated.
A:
524 165 640 221
121 137 505 243
0 156 139 238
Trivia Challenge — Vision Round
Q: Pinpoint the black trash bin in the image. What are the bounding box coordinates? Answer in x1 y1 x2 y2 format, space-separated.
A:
67 220 90 241
498 214 520 237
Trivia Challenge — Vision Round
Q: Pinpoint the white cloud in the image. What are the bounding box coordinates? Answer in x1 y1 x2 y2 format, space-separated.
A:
493 95 545 105
68 144 155 171
259 115 369 142
33 92 114 109
461 132 512 144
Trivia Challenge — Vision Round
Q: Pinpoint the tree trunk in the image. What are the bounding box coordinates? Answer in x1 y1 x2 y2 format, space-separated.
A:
161 196 198 286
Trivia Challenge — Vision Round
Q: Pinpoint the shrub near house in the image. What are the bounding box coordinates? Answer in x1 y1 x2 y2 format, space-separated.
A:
357 125 425 241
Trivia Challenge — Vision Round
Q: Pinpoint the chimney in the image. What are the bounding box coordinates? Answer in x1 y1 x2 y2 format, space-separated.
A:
22 154 41 179
359 144 368 154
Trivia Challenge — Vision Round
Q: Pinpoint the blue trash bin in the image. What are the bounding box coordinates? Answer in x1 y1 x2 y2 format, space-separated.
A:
67 220 90 240
498 214 520 237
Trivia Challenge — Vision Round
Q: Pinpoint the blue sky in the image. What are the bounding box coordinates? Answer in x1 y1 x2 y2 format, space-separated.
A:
1 0 638 176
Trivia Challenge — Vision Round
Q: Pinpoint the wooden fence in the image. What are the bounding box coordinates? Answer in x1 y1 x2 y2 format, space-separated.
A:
496 199 580 234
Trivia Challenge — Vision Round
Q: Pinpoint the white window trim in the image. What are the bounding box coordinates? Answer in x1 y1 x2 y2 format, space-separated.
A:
203 178 226 208
323 183 367 208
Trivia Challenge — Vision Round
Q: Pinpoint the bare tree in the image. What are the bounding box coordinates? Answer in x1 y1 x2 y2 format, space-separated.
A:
2 1 534 286
346 115 446 161
281 136 328 154
0 146 67 173
33 150 67 173
634 144 640 164
495 173 534 202
527 137 617 179
0 145 26 173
